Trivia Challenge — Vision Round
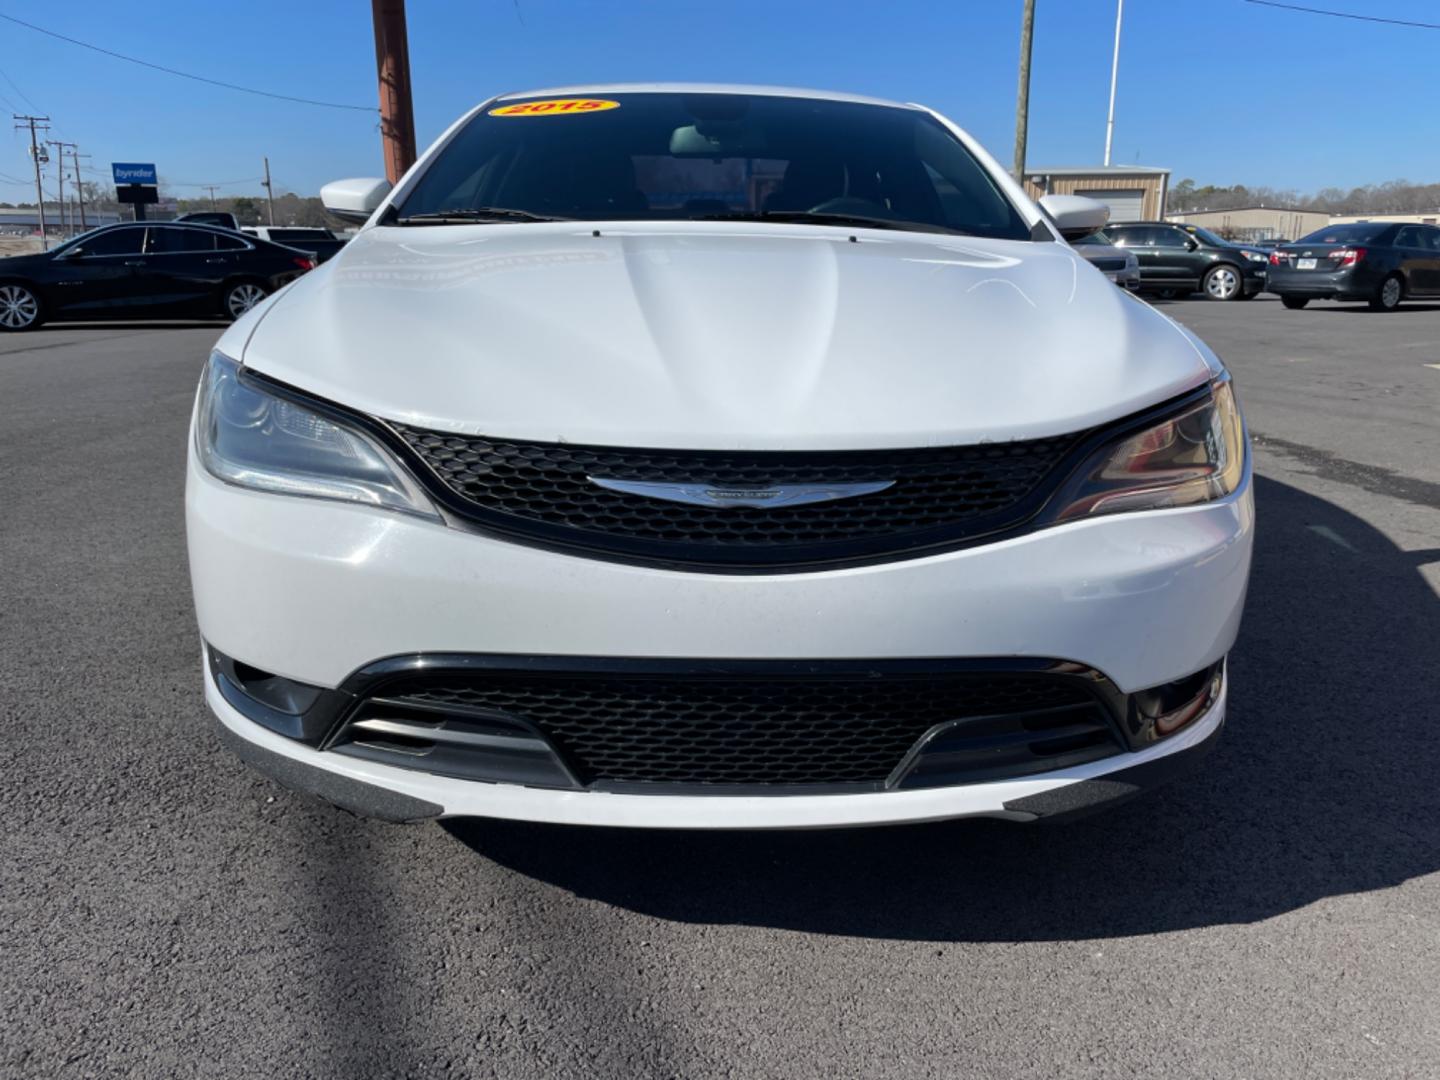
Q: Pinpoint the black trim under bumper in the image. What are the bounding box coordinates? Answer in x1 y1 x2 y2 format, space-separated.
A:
211 710 443 823
1003 715 1223 823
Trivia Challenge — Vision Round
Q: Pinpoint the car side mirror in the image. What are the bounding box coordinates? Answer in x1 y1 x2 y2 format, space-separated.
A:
56 245 82 259
321 177 392 224
1185 238 1199 251
1037 194 1110 242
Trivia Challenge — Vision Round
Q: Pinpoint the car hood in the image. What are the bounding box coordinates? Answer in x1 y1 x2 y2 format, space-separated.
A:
234 222 1214 450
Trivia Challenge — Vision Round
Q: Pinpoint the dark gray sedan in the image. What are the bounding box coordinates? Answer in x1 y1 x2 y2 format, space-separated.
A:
1267 222 1440 311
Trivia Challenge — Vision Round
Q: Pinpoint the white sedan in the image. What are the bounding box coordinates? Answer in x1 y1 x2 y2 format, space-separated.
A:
187 84 1252 828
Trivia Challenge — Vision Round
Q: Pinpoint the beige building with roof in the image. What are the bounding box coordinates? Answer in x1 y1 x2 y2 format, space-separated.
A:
1022 166 1170 223
1165 206 1330 242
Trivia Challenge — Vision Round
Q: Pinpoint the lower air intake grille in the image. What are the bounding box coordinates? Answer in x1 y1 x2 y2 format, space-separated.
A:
336 664 1123 790
389 425 1082 568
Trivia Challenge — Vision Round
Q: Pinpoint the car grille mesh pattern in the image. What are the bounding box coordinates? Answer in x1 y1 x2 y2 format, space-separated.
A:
370 671 1104 787
391 425 1079 564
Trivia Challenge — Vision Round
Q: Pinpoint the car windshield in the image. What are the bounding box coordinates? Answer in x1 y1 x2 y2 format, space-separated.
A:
1295 223 1388 245
1186 226 1231 247
1073 231 1114 246
394 91 1031 239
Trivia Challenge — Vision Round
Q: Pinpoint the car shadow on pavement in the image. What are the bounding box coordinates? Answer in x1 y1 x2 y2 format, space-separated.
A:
1309 304 1440 315
443 475 1440 941
27 321 225 331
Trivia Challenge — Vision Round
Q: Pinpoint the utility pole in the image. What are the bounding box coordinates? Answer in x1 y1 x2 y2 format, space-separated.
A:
73 150 91 230
48 141 77 237
261 156 276 225
1012 0 1036 182
202 184 220 210
14 115 51 248
1103 0 1125 166
372 0 416 183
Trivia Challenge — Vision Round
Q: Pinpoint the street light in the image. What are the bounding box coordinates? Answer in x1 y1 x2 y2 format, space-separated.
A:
1104 0 1124 166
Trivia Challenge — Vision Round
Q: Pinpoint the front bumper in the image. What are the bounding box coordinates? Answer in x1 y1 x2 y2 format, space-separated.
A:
207 667 1227 827
188 447 1253 827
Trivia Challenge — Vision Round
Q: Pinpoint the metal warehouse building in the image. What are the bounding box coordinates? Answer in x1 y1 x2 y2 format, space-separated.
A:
1022 165 1170 223
1166 206 1330 242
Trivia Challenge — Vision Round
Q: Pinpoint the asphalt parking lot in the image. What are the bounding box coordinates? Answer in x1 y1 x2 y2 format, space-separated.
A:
2 295 1438 1079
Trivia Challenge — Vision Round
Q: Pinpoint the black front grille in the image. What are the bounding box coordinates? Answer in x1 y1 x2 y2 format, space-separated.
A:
338 665 1122 790
391 425 1082 568
1088 257 1127 272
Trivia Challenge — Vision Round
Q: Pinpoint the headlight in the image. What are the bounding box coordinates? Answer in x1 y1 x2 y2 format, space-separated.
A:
194 351 440 520
1244 251 1267 262
1047 378 1245 522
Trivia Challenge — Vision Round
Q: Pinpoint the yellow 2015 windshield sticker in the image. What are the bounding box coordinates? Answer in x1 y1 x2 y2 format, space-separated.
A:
489 98 620 117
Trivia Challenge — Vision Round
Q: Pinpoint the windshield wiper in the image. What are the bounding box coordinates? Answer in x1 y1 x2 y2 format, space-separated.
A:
393 207 572 225
694 210 970 235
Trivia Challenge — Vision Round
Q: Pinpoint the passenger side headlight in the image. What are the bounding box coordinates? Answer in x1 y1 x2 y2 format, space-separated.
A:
194 351 440 520
1048 378 1245 522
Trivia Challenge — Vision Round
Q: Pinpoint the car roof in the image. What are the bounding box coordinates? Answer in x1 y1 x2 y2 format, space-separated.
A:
491 82 919 111
97 221 245 235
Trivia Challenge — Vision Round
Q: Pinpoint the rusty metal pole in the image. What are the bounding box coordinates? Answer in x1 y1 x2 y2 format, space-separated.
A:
372 0 417 184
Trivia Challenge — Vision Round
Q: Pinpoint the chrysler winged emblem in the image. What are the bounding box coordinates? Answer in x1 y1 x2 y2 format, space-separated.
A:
588 477 895 508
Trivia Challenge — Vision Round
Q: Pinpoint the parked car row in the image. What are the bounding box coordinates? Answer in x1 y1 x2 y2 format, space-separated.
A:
1073 216 1440 313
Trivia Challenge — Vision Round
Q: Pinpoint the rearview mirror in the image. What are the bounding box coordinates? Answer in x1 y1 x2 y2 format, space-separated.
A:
1038 194 1111 242
321 177 392 224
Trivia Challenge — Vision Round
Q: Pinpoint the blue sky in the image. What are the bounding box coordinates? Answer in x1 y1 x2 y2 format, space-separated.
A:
2 0 1437 202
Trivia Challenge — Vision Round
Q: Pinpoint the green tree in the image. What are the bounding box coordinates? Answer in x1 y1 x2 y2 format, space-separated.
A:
230 197 260 225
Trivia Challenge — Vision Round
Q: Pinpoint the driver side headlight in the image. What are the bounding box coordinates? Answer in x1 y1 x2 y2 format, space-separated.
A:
1047 377 1245 522
194 351 440 520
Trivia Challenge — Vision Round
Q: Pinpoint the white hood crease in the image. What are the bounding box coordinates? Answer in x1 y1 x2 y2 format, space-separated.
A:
233 221 1214 450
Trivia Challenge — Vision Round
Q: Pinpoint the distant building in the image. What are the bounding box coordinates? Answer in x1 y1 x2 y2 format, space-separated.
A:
1166 206 1329 242
1166 206 1440 241
0 206 124 235
1022 165 1171 223
1327 211 1440 226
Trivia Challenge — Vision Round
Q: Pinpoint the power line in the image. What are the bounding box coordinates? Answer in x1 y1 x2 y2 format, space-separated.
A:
169 176 265 188
0 11 378 112
1243 0 1440 30
0 63 40 111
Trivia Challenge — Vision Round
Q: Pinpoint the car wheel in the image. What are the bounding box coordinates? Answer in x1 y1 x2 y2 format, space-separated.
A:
223 280 269 320
1202 264 1243 301
0 282 43 331
1368 274 1403 312
1281 295 1310 310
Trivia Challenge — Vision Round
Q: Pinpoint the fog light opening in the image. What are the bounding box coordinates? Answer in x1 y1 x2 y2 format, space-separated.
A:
1133 661 1224 740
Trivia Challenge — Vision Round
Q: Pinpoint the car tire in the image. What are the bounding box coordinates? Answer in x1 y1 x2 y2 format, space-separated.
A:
222 279 269 321
1281 295 1310 310
1368 274 1403 312
0 282 44 332
1202 264 1243 301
